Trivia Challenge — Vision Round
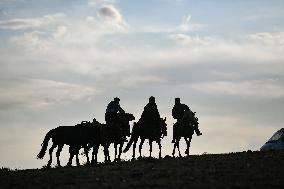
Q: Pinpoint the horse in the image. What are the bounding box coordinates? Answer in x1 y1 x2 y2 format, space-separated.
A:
172 122 194 157
88 113 135 162
123 117 167 159
37 121 100 167
172 110 199 157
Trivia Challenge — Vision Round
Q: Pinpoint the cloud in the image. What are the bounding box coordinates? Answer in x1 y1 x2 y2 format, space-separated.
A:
97 4 123 24
52 26 67 39
248 32 284 47
177 14 204 33
131 14 203 34
190 79 284 98
0 13 65 30
9 31 50 51
169 33 215 46
0 0 24 5
0 79 97 108
88 0 115 6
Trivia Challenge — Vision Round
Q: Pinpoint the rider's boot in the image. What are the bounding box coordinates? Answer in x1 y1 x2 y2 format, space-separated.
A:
194 127 202 136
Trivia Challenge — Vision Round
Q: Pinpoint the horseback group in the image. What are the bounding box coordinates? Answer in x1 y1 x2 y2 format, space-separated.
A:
37 96 201 167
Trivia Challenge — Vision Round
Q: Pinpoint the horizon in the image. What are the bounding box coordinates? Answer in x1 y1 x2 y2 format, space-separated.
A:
1 0 284 169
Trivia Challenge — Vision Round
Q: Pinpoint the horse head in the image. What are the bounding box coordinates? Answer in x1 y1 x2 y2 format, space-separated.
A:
116 113 135 136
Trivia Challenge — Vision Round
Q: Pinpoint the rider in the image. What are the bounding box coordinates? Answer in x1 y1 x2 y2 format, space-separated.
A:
137 96 161 131
105 97 125 126
172 98 202 139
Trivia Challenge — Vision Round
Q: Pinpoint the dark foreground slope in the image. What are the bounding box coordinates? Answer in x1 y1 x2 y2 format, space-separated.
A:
1 151 284 189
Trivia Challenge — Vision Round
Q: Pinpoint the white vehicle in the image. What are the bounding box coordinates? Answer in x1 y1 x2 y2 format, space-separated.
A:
260 128 284 151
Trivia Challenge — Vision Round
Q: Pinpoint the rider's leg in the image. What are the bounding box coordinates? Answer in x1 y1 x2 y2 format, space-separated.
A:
194 124 202 136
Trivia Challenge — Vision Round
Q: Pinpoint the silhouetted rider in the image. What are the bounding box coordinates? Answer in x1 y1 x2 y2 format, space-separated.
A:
105 97 125 125
138 96 161 130
172 98 189 121
172 98 202 138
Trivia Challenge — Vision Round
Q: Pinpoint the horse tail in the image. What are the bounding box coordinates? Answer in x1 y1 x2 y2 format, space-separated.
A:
37 129 54 159
123 123 139 153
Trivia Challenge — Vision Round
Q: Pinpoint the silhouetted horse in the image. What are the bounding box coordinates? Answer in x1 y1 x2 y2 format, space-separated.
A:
37 121 100 167
123 117 167 159
172 111 199 157
98 113 135 162
172 122 194 157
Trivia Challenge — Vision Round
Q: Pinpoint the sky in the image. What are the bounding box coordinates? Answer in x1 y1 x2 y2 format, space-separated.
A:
0 0 284 169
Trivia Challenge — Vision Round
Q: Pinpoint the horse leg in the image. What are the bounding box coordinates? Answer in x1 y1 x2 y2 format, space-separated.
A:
114 143 118 161
104 144 110 162
75 147 80 166
118 143 123 160
177 138 181 157
92 144 99 164
47 143 56 167
84 145 90 165
158 140 162 159
185 138 191 156
56 144 64 167
139 138 145 158
68 146 75 167
149 140 153 157
172 140 177 157
132 141 136 160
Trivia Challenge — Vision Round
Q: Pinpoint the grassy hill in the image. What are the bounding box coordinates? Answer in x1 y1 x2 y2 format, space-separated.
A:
1 151 283 189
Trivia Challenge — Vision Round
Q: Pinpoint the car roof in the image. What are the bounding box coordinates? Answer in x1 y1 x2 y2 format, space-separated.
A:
268 128 284 142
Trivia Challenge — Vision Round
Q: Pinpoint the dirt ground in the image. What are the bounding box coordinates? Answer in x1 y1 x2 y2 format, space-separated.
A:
1 151 283 189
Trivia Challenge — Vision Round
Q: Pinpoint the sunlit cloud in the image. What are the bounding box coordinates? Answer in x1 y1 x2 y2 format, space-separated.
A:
0 13 65 30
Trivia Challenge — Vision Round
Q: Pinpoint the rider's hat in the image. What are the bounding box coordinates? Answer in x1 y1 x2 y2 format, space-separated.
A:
149 96 155 102
114 97 120 102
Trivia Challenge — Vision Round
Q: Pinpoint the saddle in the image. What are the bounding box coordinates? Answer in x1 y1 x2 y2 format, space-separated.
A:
75 121 91 127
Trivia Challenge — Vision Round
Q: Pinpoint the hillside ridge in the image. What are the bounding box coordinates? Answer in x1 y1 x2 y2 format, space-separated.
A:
1 151 284 188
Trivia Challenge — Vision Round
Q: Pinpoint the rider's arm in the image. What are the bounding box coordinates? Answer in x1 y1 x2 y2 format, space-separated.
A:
118 104 125 113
